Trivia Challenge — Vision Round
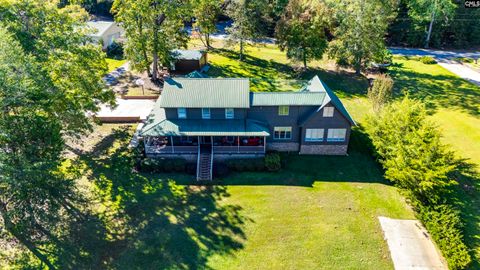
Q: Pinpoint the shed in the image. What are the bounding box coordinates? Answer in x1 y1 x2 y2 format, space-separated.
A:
171 49 207 74
87 21 124 50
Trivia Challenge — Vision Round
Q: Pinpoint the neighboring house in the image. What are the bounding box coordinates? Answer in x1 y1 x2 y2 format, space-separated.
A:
87 21 124 50
171 49 207 74
140 75 355 180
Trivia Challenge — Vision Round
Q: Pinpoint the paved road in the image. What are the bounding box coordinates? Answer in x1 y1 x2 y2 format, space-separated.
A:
389 47 480 60
390 47 480 86
379 216 447 270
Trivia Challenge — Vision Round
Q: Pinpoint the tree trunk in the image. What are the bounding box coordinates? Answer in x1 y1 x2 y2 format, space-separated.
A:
206 33 211 49
239 39 244 61
425 6 436 48
0 204 56 269
303 49 307 70
355 59 361 75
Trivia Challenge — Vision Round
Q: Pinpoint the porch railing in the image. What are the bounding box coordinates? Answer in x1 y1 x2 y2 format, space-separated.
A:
213 146 265 154
145 145 198 154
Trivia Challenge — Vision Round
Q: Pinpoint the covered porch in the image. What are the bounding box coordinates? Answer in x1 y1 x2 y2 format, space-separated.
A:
144 135 266 154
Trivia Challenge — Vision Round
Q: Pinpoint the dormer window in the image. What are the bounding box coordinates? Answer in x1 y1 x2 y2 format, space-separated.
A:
278 105 289 116
323 106 334 117
177 108 187 119
202 108 211 119
225 108 234 119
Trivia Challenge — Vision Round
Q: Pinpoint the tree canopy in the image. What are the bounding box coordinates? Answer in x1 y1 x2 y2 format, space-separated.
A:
275 0 330 69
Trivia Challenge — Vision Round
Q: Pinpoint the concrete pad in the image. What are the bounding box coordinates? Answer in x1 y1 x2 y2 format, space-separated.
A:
379 216 447 270
97 98 155 121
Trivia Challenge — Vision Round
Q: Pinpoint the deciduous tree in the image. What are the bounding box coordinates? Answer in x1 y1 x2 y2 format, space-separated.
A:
193 0 222 49
112 0 190 81
327 0 398 74
275 0 330 69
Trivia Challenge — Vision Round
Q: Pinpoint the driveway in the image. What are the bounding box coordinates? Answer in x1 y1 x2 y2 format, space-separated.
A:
379 216 447 270
390 47 480 86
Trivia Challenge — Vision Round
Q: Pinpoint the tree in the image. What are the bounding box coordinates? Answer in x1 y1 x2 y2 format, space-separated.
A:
275 0 330 69
193 0 222 49
327 0 398 74
0 0 114 135
368 74 394 112
0 0 115 267
112 0 190 81
225 0 265 61
407 0 456 48
365 97 458 204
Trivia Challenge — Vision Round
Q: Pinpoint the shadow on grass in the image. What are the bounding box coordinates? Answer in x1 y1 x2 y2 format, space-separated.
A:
218 127 388 187
208 48 369 96
389 63 480 116
75 126 248 269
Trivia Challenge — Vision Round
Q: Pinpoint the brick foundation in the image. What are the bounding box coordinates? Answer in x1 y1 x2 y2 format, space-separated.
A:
299 144 348 155
267 142 299 152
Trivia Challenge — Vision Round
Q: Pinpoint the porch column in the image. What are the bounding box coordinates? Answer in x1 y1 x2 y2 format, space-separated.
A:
237 136 240 153
263 136 266 153
211 136 214 152
170 136 174 153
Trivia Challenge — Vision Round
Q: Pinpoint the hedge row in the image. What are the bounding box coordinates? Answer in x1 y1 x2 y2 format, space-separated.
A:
418 204 471 269
140 158 186 173
225 153 282 172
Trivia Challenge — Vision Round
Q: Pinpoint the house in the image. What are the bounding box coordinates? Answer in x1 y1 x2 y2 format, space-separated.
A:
140 75 355 180
170 50 208 74
87 21 124 50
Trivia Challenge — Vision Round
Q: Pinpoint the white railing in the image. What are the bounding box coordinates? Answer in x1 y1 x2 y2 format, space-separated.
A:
145 145 198 154
210 146 213 180
213 146 265 154
196 146 201 181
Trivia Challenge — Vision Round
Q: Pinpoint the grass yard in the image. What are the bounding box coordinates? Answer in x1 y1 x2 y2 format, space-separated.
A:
106 58 127 72
72 125 413 269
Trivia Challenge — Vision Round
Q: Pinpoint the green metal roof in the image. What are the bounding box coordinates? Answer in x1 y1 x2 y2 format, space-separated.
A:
185 71 208 78
140 98 269 136
160 78 250 108
141 119 269 136
171 49 205 60
250 92 327 106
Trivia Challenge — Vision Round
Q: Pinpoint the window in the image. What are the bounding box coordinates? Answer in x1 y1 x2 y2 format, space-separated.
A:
327 129 346 142
202 108 210 119
177 108 186 119
225 108 234 119
274 127 292 140
323 106 334 117
305 129 324 142
278 105 289 116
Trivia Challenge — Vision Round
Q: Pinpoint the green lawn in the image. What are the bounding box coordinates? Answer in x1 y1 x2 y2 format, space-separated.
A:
74 125 413 269
106 58 127 72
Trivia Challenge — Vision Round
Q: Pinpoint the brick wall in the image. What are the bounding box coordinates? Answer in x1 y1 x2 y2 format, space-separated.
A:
299 144 348 155
267 142 299 152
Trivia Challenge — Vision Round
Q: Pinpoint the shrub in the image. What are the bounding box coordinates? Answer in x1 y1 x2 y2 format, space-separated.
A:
226 158 265 172
452 57 473 63
418 204 471 270
186 163 197 175
368 74 394 112
419 56 437 64
106 41 124 59
265 152 281 171
139 158 186 173
213 163 230 178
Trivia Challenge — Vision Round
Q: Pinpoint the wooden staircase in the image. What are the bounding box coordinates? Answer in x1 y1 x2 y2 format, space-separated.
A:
196 145 213 181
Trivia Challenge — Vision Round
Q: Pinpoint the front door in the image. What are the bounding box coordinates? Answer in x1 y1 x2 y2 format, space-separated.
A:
200 136 212 144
